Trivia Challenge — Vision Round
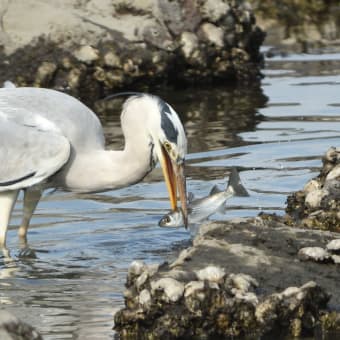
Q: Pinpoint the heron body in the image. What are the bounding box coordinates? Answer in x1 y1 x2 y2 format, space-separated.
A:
0 88 188 247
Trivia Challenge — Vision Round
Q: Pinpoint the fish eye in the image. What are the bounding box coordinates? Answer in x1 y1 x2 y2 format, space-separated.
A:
164 215 171 223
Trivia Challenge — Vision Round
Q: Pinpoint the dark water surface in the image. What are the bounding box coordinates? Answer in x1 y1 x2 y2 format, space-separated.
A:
1 51 340 339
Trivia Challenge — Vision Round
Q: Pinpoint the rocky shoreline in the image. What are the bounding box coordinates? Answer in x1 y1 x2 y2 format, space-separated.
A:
0 0 265 105
250 0 340 54
114 147 340 339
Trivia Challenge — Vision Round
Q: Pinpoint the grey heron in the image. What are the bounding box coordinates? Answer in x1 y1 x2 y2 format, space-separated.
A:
0 87 188 247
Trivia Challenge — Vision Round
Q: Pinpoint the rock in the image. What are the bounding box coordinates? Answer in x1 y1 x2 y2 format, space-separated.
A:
331 255 340 264
139 23 175 51
298 247 330 262
286 146 340 231
103 51 121 68
0 0 265 101
128 260 146 278
324 147 340 164
200 0 230 22
226 273 258 293
250 0 340 53
303 179 321 194
195 265 225 282
169 246 195 268
135 271 149 291
2 80 15 88
199 22 224 48
326 239 340 254
138 289 152 308
165 269 197 282
184 280 205 298
73 45 99 64
145 263 160 277
255 294 281 325
0 310 42 340
115 244 332 339
180 31 199 60
150 277 184 303
305 189 328 209
326 165 340 181
115 147 340 339
35 61 57 87
234 291 259 305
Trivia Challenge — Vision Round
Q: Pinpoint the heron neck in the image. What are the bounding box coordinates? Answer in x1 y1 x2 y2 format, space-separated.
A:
59 142 153 193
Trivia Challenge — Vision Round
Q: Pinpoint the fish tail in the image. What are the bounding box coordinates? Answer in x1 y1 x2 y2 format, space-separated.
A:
227 168 249 197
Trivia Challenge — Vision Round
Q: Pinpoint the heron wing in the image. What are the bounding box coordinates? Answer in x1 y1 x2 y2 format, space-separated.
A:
0 110 71 191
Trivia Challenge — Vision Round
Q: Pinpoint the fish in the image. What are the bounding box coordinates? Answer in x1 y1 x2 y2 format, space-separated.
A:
159 168 249 227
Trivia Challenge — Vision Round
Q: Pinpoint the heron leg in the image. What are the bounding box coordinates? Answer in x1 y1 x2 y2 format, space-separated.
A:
0 190 19 247
18 188 42 245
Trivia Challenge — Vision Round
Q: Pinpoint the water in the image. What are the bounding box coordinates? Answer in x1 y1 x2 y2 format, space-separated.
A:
1 51 340 339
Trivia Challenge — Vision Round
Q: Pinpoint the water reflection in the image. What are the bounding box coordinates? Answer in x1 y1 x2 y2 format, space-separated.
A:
98 85 268 153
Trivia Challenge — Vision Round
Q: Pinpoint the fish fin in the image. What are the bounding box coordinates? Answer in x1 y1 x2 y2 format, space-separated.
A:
188 192 195 203
209 185 222 196
228 168 249 197
217 204 227 214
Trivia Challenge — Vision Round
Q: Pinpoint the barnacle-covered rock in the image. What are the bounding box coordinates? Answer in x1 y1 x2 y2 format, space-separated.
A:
114 147 340 339
150 277 184 303
298 247 330 263
138 289 152 309
0 0 265 103
195 265 225 283
286 146 340 231
115 216 337 339
326 239 340 254
250 0 340 53
226 273 258 294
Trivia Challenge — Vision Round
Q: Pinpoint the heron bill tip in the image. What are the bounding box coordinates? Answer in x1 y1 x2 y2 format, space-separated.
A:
159 146 188 228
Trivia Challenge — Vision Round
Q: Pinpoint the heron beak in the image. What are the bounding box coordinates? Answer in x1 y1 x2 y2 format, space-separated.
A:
160 146 188 228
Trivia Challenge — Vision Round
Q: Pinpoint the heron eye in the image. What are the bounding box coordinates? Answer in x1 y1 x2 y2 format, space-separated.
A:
163 141 172 152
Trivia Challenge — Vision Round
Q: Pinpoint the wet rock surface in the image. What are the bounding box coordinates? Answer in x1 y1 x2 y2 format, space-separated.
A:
115 218 340 339
115 147 340 339
0 310 42 340
0 0 265 104
286 146 340 232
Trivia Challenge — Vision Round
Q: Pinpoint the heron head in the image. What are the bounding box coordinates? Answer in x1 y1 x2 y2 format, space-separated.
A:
112 92 188 227
152 96 188 227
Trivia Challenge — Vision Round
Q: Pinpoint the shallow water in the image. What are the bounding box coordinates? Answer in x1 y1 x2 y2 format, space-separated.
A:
1 51 340 339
